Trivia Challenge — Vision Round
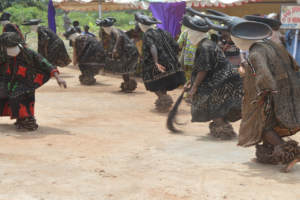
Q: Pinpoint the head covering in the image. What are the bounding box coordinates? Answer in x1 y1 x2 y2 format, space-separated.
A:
0 12 11 21
0 32 25 47
134 12 161 25
22 19 45 26
244 15 281 30
75 26 82 33
186 7 272 40
63 27 77 38
181 15 209 32
267 13 278 19
96 17 116 27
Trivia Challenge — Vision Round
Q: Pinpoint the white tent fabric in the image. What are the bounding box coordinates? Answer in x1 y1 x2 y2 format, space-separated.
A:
52 0 261 11
52 0 149 11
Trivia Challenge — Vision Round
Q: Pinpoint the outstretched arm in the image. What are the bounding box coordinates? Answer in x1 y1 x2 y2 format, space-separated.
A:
150 45 165 73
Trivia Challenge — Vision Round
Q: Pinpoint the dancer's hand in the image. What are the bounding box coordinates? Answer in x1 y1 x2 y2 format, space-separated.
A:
113 49 118 58
187 86 197 99
183 80 191 92
53 71 67 89
155 63 165 73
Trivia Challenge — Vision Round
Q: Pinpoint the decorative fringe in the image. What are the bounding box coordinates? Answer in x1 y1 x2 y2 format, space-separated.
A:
79 75 96 85
273 140 300 165
255 144 277 164
120 79 137 92
210 123 236 140
155 94 173 112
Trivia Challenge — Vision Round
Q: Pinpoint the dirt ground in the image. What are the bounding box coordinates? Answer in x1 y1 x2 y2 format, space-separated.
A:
1 37 300 200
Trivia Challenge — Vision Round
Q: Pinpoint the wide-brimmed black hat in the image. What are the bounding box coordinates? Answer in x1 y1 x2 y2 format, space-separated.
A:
134 12 161 25
22 19 45 26
186 7 272 40
244 15 281 30
0 12 11 21
96 17 116 27
63 27 77 38
181 15 210 32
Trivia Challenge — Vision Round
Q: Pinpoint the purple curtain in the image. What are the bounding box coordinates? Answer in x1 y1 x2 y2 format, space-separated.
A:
149 2 186 38
48 0 57 33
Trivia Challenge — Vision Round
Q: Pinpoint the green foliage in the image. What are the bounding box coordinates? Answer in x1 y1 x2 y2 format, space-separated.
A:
0 0 47 12
4 5 47 33
1 4 149 34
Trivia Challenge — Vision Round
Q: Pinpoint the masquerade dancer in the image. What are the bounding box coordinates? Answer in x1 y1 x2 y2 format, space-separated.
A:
167 13 243 141
96 17 138 93
64 27 106 85
0 32 66 131
194 8 300 173
134 13 186 112
22 19 72 68
0 12 24 39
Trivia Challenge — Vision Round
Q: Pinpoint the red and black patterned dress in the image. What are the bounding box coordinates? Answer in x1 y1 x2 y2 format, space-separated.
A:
0 47 58 119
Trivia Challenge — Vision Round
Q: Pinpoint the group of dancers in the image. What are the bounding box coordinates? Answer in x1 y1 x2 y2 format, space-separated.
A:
0 8 300 173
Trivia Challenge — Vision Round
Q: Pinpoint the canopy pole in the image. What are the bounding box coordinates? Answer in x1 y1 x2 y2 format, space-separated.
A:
99 0 105 76
292 30 299 59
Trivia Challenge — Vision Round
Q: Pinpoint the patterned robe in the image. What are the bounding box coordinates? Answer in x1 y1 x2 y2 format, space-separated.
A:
37 26 71 67
238 40 300 147
0 47 58 119
2 23 24 39
74 35 106 77
191 38 243 122
142 28 186 92
105 28 138 75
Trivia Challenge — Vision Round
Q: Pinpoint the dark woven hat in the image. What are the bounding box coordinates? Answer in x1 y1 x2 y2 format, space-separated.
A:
22 19 45 26
63 27 77 38
244 15 282 30
0 12 11 21
0 32 25 47
181 15 210 32
134 12 161 25
186 7 272 40
96 17 116 27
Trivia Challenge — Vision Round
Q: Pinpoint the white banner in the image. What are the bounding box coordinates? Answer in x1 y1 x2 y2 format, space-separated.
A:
280 4 300 29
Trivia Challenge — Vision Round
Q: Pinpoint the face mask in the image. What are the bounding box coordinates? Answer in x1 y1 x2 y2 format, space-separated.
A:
6 45 20 56
103 26 115 35
70 33 80 41
1 20 9 26
138 23 154 33
30 25 39 32
187 28 207 46
231 35 261 51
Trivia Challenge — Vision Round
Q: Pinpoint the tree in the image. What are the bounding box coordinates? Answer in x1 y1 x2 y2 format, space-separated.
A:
0 0 47 12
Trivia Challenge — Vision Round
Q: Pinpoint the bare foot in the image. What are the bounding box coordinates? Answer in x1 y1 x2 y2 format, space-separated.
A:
251 158 258 163
280 154 300 173
206 133 212 136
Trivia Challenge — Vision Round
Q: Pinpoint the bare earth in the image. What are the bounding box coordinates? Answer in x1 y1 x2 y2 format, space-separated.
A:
1 39 300 199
